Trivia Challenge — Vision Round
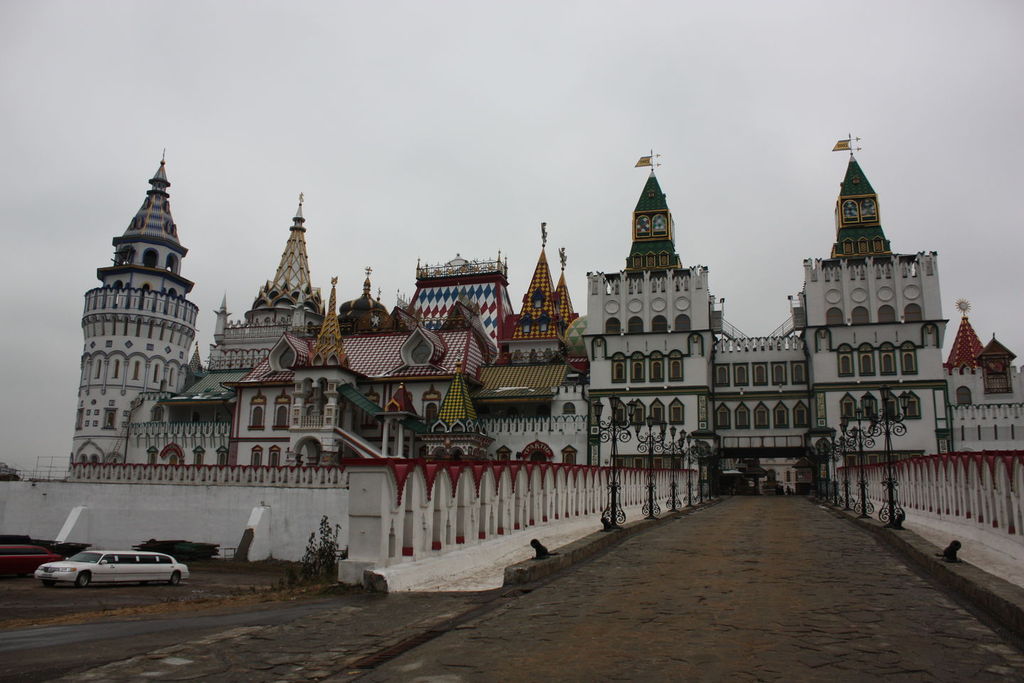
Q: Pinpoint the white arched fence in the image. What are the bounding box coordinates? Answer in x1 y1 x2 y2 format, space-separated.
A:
839 450 1024 558
340 459 690 585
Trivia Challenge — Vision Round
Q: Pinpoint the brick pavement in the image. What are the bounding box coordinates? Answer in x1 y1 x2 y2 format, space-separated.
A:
54 497 1024 682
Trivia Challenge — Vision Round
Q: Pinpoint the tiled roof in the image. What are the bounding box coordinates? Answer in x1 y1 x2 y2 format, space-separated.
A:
944 315 984 369
120 160 181 245
438 372 477 423
511 249 561 341
474 363 568 400
979 336 1017 361
634 173 669 212
163 369 248 402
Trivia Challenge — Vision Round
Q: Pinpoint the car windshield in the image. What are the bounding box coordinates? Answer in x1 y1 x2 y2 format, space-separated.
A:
68 552 103 563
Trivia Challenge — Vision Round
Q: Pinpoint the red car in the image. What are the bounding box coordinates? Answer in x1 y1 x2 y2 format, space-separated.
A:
0 545 64 576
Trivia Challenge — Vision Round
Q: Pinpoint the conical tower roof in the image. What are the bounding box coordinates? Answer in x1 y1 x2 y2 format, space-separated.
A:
188 344 203 373
555 270 575 328
122 159 181 246
437 365 477 424
831 156 891 258
252 196 323 314
511 247 561 340
311 277 347 367
944 307 984 370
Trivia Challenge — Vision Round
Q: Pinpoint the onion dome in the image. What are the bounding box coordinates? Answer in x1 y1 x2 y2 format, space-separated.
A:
338 269 391 334
564 315 588 356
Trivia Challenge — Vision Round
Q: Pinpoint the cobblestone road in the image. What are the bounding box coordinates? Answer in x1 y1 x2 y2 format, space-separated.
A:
50 498 1024 682
363 497 1024 682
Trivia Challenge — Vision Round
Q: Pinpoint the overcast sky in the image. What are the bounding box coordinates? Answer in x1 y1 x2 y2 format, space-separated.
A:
2 1 1021 473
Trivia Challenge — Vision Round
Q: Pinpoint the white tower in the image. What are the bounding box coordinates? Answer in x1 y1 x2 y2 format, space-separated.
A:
73 160 198 463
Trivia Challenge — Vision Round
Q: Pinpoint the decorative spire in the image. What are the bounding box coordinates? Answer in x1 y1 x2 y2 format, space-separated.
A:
830 156 891 258
188 344 203 373
364 266 373 296
251 197 322 314
555 250 576 331
122 158 179 244
626 172 680 271
943 300 984 370
311 277 347 367
511 243 561 341
437 364 477 424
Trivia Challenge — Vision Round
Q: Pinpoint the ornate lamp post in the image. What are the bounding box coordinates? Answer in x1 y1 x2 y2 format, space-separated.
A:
632 401 666 520
838 409 874 519
813 429 841 505
665 426 683 512
592 397 631 530
874 386 909 530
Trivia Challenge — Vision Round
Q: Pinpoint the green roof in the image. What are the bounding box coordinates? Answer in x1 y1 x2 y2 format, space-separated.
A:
840 158 876 196
338 384 383 416
163 370 247 402
474 363 568 401
634 173 668 212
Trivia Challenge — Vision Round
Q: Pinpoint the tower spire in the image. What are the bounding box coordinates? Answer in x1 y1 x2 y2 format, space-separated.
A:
944 299 984 370
625 170 680 271
250 196 322 315
311 277 347 367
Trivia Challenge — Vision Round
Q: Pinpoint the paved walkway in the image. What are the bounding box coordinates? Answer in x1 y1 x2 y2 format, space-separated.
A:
54 498 1024 681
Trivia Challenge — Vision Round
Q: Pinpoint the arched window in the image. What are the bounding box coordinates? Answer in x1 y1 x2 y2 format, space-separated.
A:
669 399 684 424
142 249 158 268
826 307 844 326
628 316 643 334
112 359 120 379
652 315 668 333
275 404 289 427
735 404 750 428
793 402 809 427
903 303 922 321
900 343 918 374
193 446 204 465
250 405 264 428
879 343 896 375
851 306 869 325
629 400 645 425
630 353 645 382
650 352 664 381
251 446 263 467
531 289 544 309
537 314 550 332
562 402 576 415
611 355 626 383
753 363 768 385
132 361 141 380
674 314 691 331
861 393 878 417
858 344 875 375
269 446 281 466
955 386 972 405
650 399 665 423
425 402 439 420
878 305 896 323
837 346 853 376
716 404 731 429
668 351 683 381
605 317 621 334
840 394 856 418
773 402 789 428
165 254 178 272
734 364 749 386
520 315 532 335
151 406 163 421
771 363 786 385
902 392 921 418
753 403 769 428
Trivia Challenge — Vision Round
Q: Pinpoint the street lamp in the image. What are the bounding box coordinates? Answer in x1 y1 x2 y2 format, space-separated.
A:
874 386 909 530
632 402 666 520
665 426 683 512
592 397 631 530
813 429 841 505
838 409 874 518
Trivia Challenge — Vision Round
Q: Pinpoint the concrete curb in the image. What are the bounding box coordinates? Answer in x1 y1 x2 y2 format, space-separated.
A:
817 497 1024 642
503 498 724 586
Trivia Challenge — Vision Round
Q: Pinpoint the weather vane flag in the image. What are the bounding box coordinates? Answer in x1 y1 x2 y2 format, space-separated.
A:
635 149 661 168
833 134 862 155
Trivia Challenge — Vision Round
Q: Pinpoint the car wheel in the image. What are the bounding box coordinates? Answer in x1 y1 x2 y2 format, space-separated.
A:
41 580 56 587
75 572 91 588
168 571 181 586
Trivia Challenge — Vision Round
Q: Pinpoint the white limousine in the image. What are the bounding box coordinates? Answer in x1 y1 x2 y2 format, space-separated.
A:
34 551 189 587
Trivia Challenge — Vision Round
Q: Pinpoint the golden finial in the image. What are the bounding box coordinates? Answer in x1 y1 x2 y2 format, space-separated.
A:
331 276 338 286
541 222 547 248
559 247 567 271
365 266 373 279
955 298 971 318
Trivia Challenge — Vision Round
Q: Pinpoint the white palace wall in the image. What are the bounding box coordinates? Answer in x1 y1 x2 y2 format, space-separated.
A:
0 465 349 561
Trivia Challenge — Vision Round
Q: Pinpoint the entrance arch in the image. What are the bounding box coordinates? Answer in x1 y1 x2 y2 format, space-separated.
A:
521 440 554 462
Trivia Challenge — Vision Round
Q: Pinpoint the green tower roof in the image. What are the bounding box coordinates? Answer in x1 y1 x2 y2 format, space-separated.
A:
634 173 669 212
840 157 876 196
